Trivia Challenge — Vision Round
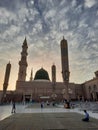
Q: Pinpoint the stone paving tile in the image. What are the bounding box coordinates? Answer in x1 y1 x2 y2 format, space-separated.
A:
0 113 98 130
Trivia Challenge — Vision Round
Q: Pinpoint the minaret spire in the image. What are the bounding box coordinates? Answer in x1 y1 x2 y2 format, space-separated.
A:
30 69 33 81
1 62 11 103
51 64 56 84
24 36 27 43
17 38 28 81
61 37 70 82
60 37 70 103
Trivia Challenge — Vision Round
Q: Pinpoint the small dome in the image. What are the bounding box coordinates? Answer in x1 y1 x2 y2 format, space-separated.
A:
34 68 50 80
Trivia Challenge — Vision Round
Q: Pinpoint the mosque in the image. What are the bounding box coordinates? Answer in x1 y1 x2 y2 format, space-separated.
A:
0 37 98 103
15 37 82 102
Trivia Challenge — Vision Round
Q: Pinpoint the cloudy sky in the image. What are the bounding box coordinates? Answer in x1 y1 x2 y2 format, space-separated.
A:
0 0 98 90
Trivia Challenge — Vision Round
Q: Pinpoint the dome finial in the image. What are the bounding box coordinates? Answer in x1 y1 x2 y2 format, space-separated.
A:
63 36 65 40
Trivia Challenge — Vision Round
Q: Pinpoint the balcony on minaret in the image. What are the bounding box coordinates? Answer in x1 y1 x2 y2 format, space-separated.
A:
19 60 28 66
62 70 70 82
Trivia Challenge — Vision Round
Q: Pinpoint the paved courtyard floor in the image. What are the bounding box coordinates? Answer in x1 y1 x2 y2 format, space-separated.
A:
0 102 98 130
0 102 98 121
0 112 98 130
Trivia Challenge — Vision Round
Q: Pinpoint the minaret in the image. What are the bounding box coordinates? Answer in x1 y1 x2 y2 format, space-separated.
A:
61 36 70 82
30 69 33 81
17 37 28 81
60 37 70 103
51 64 56 85
1 62 11 103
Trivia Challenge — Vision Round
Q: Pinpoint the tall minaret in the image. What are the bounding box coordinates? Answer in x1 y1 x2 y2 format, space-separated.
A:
1 62 11 103
30 69 33 81
60 37 70 102
61 36 70 82
51 64 56 85
18 37 28 81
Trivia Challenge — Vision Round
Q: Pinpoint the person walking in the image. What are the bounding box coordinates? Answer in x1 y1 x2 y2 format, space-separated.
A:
41 101 44 108
11 101 16 113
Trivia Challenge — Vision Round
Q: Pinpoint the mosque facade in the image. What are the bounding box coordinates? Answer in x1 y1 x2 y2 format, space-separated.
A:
0 37 98 103
15 37 82 102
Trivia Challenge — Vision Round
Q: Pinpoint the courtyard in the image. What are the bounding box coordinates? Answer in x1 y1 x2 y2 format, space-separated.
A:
0 102 98 130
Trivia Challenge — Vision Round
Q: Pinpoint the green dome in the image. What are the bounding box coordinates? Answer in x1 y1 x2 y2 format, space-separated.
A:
34 68 50 80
